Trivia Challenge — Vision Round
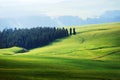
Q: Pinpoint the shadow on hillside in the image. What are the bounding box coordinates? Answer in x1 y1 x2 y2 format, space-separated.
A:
78 28 109 34
93 50 120 60
87 46 119 50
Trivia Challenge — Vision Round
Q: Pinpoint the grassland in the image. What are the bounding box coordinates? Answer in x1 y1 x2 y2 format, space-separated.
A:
0 22 120 80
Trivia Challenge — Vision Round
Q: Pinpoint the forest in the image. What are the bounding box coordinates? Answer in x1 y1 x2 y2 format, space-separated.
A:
0 27 72 49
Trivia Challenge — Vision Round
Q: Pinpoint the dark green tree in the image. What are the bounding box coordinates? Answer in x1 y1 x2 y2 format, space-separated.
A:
70 28 72 35
73 28 76 35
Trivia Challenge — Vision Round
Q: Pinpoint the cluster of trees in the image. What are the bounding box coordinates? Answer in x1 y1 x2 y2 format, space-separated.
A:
70 28 76 35
0 27 69 49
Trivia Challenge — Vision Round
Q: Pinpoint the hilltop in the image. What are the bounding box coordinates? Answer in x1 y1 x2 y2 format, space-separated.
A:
26 22 120 61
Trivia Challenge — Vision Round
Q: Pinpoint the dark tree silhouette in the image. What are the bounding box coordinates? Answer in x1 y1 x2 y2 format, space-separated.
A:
70 28 72 35
73 28 76 35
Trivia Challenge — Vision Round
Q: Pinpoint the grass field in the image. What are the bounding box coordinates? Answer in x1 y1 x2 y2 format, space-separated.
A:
0 22 120 80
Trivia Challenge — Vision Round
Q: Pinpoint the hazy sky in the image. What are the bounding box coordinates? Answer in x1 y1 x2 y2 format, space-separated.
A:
0 0 120 19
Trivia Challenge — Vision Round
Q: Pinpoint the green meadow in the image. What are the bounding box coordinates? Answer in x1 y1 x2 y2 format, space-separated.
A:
0 22 120 80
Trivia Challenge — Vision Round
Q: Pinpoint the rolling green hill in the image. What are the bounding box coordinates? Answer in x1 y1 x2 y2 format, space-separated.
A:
0 22 120 80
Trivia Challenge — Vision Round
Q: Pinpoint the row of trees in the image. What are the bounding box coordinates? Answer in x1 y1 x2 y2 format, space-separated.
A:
0 27 70 49
0 27 76 49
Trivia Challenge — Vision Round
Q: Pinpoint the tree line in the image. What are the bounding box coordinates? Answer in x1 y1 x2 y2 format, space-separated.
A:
0 27 76 49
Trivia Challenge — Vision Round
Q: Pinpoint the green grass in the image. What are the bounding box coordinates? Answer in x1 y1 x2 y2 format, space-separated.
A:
0 47 24 55
0 22 120 80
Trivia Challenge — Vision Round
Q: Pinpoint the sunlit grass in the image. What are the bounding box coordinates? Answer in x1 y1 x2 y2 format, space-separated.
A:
0 22 120 80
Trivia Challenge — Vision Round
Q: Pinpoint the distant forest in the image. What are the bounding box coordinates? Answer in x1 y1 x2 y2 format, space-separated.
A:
0 27 76 49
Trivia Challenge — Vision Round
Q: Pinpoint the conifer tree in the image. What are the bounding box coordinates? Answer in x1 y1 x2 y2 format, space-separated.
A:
73 28 76 35
70 28 72 35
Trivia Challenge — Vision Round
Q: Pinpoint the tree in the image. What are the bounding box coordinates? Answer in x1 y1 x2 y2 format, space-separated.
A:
70 28 72 35
73 28 76 35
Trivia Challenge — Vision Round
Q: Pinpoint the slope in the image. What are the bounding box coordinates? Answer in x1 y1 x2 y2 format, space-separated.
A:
26 22 120 60
0 22 120 80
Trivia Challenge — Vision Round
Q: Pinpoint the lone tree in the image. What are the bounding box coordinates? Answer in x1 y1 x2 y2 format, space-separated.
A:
73 28 76 35
70 28 72 35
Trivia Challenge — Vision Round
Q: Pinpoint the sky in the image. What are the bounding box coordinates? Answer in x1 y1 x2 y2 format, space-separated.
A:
0 0 120 19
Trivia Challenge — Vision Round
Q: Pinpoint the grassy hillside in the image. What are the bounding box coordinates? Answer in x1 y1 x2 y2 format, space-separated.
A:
0 47 24 55
0 22 120 80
